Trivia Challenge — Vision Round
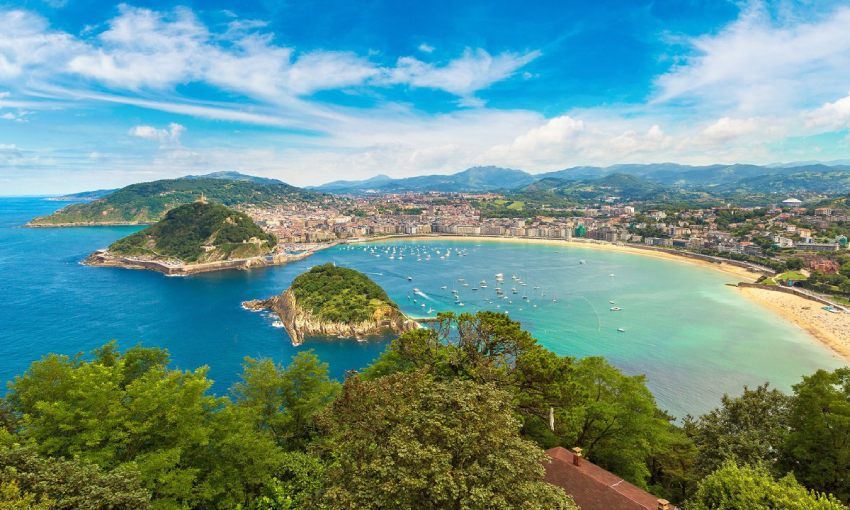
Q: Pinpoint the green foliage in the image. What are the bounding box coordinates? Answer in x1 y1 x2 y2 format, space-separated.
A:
289 264 396 323
363 312 675 491
109 202 276 263
0 443 150 509
232 352 340 450
687 462 847 510
32 177 312 225
317 371 577 510
686 384 792 476
783 367 850 502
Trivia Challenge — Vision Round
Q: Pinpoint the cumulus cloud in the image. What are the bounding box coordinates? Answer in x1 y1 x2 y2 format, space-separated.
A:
805 91 850 130
129 122 185 142
418 43 435 53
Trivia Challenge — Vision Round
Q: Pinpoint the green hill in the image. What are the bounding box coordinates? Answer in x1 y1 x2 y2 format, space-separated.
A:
30 175 313 226
290 264 397 323
108 202 276 263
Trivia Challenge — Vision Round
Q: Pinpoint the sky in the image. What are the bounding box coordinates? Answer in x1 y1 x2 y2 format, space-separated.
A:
2 0 850 194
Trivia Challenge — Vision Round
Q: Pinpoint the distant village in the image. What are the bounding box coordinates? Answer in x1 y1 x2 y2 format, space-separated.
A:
240 192 850 275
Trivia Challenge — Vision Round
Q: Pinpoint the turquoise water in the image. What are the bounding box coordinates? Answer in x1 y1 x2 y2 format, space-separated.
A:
0 198 844 418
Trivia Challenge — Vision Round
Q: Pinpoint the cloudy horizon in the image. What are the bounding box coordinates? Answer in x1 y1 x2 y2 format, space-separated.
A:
3 0 850 194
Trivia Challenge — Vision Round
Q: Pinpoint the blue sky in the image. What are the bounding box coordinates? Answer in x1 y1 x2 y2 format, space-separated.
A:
2 0 850 194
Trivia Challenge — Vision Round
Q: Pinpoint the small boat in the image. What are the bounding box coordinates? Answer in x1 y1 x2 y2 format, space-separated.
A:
609 273 616 277
609 300 616 304
441 285 448 290
512 288 518 294
458 302 465 307
610 307 621 311
495 273 504 281
617 328 626 333
407 276 413 281
579 259 586 264
413 288 420 293
427 307 434 314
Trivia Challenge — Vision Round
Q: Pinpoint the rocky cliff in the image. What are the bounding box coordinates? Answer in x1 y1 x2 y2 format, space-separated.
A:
243 289 418 346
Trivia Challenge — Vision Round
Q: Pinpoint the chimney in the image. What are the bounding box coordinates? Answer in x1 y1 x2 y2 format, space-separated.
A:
657 499 669 510
571 447 583 467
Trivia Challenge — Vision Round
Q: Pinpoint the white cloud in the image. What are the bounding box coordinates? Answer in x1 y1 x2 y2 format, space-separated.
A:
700 117 765 142
418 43 435 53
805 91 850 130
655 4 850 115
129 122 185 142
385 48 540 101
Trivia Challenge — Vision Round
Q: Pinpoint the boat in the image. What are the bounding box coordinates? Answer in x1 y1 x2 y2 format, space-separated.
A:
579 259 586 264
617 328 626 333
413 287 420 293
610 307 621 311
407 276 412 281
609 273 616 277
495 273 504 281
512 288 518 294
427 307 434 314
609 300 616 304
441 285 448 290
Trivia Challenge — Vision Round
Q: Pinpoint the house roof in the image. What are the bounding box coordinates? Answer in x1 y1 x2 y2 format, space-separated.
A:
544 447 675 510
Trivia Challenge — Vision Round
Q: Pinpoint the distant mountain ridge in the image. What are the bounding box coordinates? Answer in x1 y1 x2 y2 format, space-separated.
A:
310 166 535 193
313 162 850 197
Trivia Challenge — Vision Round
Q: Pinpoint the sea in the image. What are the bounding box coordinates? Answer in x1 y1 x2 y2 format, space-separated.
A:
0 197 844 418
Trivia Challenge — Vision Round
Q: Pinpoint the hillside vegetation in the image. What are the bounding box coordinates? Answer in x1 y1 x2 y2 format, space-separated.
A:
108 202 276 263
31 176 312 225
2 313 849 509
290 264 396 323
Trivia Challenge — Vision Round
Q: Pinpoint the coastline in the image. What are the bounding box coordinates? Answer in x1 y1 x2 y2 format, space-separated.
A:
349 234 850 362
85 242 337 276
737 286 850 361
354 234 764 282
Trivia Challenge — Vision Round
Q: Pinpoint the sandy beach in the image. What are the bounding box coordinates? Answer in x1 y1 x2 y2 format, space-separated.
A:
737 287 850 361
354 234 850 362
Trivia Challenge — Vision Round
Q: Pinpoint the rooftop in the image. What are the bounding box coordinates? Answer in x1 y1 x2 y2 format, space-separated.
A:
544 447 676 510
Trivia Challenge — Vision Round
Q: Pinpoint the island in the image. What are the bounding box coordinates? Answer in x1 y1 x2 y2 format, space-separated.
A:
243 264 418 345
85 201 287 275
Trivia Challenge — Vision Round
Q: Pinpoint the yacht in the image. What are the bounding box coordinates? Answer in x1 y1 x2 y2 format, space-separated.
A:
610 307 621 311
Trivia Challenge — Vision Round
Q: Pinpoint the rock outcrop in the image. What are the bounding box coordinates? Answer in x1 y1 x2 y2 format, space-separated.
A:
243 289 418 346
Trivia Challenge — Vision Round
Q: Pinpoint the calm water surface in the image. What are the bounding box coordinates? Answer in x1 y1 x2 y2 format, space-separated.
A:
0 197 844 418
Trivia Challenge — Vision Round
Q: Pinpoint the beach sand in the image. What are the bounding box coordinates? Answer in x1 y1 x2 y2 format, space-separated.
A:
737 287 850 361
360 234 850 362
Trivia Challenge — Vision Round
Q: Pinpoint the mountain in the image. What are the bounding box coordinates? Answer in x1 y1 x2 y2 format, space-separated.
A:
29 175 313 226
537 163 850 191
106 202 276 264
48 188 117 202
312 166 535 193
183 171 285 185
312 174 394 192
518 173 695 203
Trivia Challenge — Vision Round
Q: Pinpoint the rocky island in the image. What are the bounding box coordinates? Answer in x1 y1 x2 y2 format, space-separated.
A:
86 201 283 275
243 264 418 345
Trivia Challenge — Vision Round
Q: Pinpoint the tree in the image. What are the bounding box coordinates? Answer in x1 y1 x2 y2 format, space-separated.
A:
317 372 577 510
232 352 340 450
554 356 671 487
0 443 150 509
783 368 850 502
687 384 791 476
687 462 847 510
785 258 805 271
4 344 290 509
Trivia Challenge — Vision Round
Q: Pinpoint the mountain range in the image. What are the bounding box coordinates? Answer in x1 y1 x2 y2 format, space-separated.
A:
311 162 850 197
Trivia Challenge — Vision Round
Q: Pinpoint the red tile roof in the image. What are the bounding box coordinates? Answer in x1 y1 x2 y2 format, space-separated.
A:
544 447 675 510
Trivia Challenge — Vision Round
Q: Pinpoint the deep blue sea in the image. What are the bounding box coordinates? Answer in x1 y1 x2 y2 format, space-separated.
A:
0 197 844 418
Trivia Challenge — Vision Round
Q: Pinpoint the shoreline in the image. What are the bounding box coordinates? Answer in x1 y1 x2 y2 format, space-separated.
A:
352 234 765 282
84 242 338 276
349 234 850 362
737 286 850 361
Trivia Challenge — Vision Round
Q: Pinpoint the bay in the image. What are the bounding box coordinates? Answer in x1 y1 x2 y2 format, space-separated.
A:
0 197 843 418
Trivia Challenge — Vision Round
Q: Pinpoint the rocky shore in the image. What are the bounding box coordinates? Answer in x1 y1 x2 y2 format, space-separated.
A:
84 248 318 276
242 289 418 345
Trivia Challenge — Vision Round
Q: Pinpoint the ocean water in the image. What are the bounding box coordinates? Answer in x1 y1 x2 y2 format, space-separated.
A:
0 197 844 418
